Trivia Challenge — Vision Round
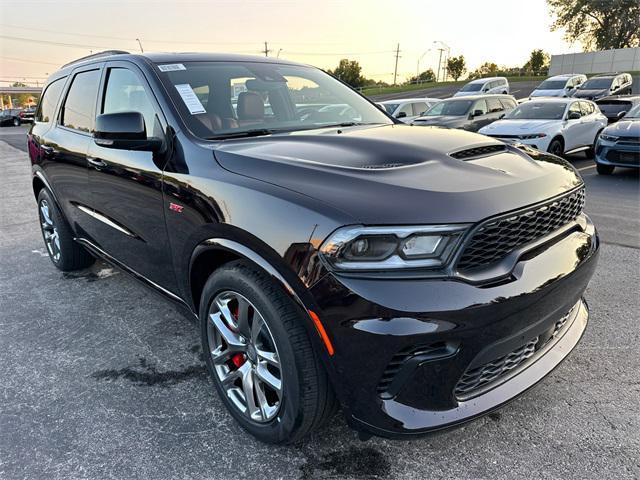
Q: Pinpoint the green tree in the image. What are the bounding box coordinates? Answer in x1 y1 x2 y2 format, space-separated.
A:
446 55 466 81
523 49 550 75
328 59 364 88
406 69 435 85
547 0 640 50
469 62 499 79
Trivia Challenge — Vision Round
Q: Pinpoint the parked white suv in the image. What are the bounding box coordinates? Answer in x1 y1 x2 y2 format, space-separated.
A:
479 98 607 157
377 98 441 123
530 74 587 98
454 77 509 97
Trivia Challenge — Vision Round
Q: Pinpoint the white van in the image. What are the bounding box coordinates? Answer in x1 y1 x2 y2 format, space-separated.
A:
530 74 587 98
454 77 509 97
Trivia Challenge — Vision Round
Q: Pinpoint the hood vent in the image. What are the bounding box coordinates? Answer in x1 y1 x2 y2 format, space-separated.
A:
359 163 406 169
450 144 507 160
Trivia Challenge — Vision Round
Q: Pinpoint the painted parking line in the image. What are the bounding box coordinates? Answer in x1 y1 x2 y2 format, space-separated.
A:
578 165 596 172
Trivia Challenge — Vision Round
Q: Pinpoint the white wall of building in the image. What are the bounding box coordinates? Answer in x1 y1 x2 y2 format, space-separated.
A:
549 48 640 75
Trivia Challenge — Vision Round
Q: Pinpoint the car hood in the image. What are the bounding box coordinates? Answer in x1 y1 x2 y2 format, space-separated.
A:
480 119 559 135
530 89 564 98
412 116 466 127
603 118 640 136
573 89 607 99
213 124 582 225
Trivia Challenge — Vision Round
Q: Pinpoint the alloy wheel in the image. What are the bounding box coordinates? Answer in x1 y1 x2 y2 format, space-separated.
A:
39 199 61 262
207 291 283 423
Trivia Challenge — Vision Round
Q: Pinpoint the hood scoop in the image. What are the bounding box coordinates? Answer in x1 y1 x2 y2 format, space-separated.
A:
450 144 507 160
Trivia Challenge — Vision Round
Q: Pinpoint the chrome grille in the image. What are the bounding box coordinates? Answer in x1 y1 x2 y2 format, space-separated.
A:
457 188 585 271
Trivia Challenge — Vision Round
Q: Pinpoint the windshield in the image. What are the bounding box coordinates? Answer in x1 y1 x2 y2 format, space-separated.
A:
157 61 391 138
423 100 473 117
581 78 612 90
626 104 640 118
459 82 483 92
536 80 567 90
381 103 399 114
505 102 567 120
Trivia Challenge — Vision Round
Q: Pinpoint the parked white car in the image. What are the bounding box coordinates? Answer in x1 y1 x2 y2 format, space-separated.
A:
478 98 607 156
453 77 509 97
378 98 441 123
530 74 587 98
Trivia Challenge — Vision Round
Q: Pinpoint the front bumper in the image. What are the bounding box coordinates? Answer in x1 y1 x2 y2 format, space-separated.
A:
309 215 599 438
595 140 640 168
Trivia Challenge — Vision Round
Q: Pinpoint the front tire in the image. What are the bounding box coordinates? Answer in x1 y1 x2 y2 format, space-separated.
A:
37 189 94 271
199 260 336 444
596 163 614 175
547 137 564 157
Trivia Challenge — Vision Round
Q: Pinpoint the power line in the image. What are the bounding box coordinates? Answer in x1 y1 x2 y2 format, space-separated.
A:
0 34 124 50
0 55 63 66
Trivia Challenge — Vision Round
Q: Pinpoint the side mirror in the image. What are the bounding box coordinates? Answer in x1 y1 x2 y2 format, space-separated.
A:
396 111 407 119
617 110 627 120
472 109 484 117
94 112 161 151
499 113 506 119
567 111 581 120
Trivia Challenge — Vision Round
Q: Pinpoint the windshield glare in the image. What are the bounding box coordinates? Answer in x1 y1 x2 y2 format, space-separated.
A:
626 104 640 118
505 102 567 120
581 78 613 89
537 80 567 90
423 100 473 117
157 61 391 138
459 82 483 92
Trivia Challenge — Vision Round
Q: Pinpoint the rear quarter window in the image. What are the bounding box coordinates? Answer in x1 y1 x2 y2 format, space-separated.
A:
61 69 101 133
36 77 66 123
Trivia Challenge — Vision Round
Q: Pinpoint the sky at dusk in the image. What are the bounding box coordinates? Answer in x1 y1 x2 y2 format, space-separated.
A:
0 0 582 85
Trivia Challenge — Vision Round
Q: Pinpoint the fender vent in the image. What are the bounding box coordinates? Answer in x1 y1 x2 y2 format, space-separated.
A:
450 144 507 159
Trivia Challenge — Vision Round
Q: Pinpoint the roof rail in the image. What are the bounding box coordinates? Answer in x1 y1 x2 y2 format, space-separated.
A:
62 50 130 69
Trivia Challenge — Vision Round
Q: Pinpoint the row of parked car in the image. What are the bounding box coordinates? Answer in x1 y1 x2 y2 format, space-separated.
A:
379 72 638 175
0 106 36 127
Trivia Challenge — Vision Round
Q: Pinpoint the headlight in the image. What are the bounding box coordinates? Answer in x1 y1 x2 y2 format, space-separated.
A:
319 225 469 271
599 133 618 142
518 133 547 139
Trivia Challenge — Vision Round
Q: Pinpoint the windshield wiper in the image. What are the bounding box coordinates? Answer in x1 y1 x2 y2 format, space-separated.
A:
318 122 385 128
206 128 275 140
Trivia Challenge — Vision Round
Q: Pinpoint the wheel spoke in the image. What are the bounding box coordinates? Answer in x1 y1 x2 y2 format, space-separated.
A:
255 363 282 394
209 312 245 349
251 311 265 344
241 367 260 420
220 365 243 388
254 378 271 420
235 296 252 338
256 347 279 367
40 204 53 226
216 297 239 330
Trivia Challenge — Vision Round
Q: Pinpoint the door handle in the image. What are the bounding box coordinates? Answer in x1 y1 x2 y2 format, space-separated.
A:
87 157 107 169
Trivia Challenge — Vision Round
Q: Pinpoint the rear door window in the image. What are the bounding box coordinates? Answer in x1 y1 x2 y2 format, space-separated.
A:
411 102 429 116
36 77 66 123
486 98 503 113
472 99 488 115
61 69 101 133
499 98 516 110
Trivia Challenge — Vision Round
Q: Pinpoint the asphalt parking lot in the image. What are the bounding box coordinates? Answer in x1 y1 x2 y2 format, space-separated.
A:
1 124 639 479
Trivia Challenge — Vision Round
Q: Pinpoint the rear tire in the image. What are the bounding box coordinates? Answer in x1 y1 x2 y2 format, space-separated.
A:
199 260 337 444
37 189 94 271
596 163 614 175
547 137 564 157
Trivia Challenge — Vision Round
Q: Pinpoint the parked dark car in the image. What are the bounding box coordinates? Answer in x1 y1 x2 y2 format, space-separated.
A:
596 95 640 123
411 94 517 132
594 102 640 174
29 51 599 443
572 73 633 101
0 108 23 127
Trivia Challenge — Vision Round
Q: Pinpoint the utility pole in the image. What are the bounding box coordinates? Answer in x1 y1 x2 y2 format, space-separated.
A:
436 48 444 82
263 41 271 57
393 43 401 86
136 38 144 53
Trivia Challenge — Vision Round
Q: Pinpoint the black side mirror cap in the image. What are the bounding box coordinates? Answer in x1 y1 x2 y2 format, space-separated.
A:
396 111 407 118
94 111 161 152
567 111 582 120
617 110 627 119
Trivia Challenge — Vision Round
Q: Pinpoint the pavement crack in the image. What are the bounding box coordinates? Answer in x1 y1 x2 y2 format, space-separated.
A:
91 356 207 387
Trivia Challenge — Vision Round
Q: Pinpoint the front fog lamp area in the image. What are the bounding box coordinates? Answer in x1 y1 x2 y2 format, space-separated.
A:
319 225 468 271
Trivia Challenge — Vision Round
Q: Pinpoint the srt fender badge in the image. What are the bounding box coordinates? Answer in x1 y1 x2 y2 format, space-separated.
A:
169 202 184 213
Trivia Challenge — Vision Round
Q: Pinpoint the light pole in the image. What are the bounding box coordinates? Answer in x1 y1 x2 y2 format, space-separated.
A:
277 48 283 58
416 49 431 81
432 40 450 82
136 38 144 53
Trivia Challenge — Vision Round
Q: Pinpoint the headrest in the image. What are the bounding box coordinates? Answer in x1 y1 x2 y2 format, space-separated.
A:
237 92 264 120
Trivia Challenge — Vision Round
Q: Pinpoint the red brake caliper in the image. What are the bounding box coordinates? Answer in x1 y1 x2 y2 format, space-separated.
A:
229 303 246 369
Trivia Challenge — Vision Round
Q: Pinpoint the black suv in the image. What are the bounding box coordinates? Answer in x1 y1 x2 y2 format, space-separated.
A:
29 51 599 443
411 94 517 131
573 72 633 100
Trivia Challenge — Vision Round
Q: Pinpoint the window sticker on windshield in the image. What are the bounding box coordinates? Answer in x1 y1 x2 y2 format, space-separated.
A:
175 84 206 114
158 63 186 72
